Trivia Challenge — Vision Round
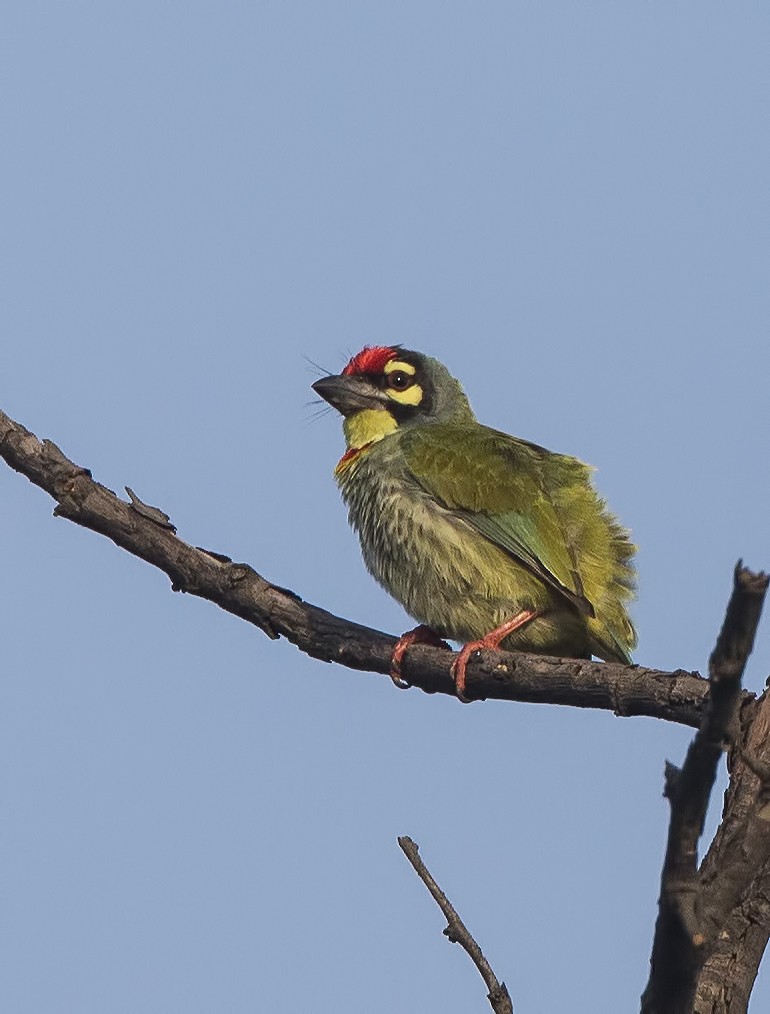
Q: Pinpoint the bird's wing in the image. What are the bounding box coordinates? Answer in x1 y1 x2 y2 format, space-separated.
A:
401 422 597 617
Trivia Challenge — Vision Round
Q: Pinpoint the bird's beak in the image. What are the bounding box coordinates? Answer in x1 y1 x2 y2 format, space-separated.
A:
312 374 387 417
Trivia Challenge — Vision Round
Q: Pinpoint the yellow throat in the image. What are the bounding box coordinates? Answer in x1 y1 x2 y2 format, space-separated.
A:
335 409 397 476
343 408 397 450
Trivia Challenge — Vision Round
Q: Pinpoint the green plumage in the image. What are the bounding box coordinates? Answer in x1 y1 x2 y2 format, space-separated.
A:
400 422 636 661
313 348 636 664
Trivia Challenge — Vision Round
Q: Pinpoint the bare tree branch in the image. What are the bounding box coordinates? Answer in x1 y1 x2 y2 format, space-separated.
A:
398 836 513 1014
0 406 714 724
691 685 770 1013
694 858 770 1014
641 564 769 1014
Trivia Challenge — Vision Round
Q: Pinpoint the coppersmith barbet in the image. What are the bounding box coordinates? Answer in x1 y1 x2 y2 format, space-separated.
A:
313 346 636 699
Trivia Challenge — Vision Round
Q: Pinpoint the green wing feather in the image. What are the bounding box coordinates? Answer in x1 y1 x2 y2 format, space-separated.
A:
401 422 637 662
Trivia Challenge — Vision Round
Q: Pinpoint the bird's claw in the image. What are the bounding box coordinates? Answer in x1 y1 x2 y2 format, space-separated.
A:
390 624 450 690
450 644 477 704
390 671 412 690
451 610 541 703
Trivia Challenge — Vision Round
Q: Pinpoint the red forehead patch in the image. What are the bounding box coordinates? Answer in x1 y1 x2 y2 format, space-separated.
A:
342 345 399 376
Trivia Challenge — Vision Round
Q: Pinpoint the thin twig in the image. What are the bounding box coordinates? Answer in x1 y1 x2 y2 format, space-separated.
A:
641 563 769 1014
397 836 513 1014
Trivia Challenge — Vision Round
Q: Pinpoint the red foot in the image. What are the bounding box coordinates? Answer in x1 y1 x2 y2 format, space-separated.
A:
391 625 451 689
451 610 540 702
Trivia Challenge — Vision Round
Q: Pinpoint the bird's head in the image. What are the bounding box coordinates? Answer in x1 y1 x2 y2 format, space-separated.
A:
312 346 474 453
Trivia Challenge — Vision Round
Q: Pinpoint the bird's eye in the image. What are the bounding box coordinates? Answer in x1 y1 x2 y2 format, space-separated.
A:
387 371 412 391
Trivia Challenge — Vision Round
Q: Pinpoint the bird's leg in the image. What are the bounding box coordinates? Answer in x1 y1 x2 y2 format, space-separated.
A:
390 624 451 689
451 610 540 702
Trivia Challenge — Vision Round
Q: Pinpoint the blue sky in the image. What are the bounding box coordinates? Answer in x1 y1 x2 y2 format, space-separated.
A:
2 4 769 1011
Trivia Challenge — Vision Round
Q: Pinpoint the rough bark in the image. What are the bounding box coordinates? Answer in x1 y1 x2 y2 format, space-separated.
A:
693 865 770 1014
693 688 770 1012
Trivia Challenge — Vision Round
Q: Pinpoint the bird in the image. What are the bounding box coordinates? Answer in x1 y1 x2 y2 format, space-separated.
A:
312 346 636 700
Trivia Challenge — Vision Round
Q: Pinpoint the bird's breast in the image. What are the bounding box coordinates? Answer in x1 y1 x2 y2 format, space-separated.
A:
334 440 554 641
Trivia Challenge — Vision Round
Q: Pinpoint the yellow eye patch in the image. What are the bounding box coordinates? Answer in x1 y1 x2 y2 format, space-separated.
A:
387 384 423 405
383 359 423 405
384 360 416 376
